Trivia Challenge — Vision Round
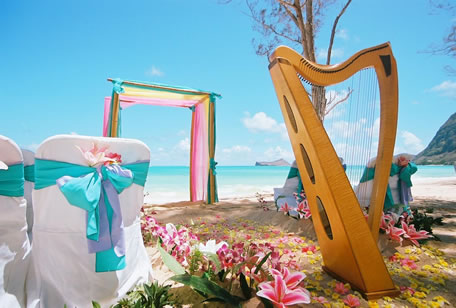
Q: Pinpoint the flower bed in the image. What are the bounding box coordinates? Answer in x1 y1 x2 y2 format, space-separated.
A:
139 206 455 308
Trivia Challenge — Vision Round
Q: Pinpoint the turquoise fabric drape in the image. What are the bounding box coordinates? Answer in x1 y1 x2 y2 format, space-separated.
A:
207 96 219 203
34 159 149 272
359 162 417 209
286 166 303 199
0 163 24 197
24 165 35 182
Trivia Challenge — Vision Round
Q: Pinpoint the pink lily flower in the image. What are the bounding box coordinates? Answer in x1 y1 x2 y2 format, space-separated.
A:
297 200 312 219
386 222 406 244
343 294 361 307
401 221 431 247
334 282 349 295
380 213 393 230
279 203 291 215
269 267 307 290
257 274 311 308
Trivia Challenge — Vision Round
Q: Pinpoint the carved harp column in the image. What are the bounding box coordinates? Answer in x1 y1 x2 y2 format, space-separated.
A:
268 43 400 300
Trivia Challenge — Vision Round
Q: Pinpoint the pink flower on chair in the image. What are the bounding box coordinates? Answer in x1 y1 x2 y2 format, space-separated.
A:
401 221 431 247
257 274 310 308
279 203 291 215
76 143 121 167
104 151 122 165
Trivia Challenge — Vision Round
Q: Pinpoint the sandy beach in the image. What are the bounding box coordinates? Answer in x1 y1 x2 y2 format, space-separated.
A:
143 177 456 307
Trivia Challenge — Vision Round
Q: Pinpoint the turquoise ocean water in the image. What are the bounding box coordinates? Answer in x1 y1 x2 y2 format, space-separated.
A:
144 165 455 204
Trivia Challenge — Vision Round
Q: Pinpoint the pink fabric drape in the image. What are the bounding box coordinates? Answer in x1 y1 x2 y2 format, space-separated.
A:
103 95 209 202
190 103 208 201
103 96 203 137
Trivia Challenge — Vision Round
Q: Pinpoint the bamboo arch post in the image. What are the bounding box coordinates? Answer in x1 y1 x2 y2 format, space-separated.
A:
268 43 399 300
109 92 120 138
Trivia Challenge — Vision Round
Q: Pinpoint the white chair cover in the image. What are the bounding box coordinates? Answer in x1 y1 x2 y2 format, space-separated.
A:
27 135 153 308
354 154 409 208
22 149 35 240
274 161 300 216
0 135 31 308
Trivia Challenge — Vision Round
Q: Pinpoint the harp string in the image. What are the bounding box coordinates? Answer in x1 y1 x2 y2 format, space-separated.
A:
299 68 380 202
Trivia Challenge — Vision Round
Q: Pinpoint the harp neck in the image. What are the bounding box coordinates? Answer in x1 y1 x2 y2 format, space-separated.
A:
269 42 395 86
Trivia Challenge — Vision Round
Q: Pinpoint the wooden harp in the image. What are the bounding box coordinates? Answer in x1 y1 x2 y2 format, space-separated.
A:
268 43 400 300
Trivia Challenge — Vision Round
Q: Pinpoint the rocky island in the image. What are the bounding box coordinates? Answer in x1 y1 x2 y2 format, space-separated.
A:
255 159 290 166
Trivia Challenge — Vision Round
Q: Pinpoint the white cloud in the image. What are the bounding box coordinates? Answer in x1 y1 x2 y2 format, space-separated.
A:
176 137 190 151
400 130 425 154
336 28 349 40
242 112 288 140
222 145 251 153
145 66 164 77
263 146 294 162
431 80 456 98
177 130 187 136
317 48 344 62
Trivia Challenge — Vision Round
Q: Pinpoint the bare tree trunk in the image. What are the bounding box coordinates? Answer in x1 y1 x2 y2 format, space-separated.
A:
312 85 327 121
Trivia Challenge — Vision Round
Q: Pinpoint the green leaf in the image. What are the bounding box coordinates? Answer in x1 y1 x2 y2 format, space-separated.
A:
259 296 274 308
157 243 186 275
217 269 225 282
254 252 271 274
171 274 241 306
204 252 222 273
239 272 252 299
91 301 101 308
143 283 154 298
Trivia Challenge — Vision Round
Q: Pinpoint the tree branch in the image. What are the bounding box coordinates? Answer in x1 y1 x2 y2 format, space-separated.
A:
304 0 316 61
326 0 352 65
325 88 353 115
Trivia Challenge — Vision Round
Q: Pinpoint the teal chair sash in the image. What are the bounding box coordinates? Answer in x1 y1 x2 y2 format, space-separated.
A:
34 158 149 272
359 162 417 209
24 165 35 182
0 163 24 197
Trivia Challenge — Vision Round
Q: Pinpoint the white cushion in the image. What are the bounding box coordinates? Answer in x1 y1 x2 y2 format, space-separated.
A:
28 135 152 308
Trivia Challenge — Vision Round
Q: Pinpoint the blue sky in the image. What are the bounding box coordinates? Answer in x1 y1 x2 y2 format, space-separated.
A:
1 1 454 166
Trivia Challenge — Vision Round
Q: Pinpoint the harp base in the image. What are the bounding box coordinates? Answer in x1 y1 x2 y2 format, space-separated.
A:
322 266 401 300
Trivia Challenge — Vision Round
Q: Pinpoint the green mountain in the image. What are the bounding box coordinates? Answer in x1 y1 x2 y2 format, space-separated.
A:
414 112 456 165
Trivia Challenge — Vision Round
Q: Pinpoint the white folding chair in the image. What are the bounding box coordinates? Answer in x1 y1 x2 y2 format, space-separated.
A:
22 149 35 240
28 135 153 307
0 135 31 308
